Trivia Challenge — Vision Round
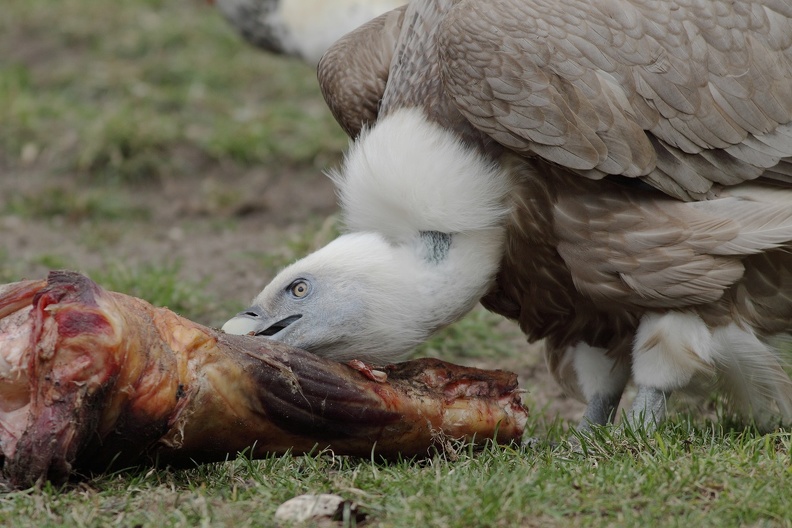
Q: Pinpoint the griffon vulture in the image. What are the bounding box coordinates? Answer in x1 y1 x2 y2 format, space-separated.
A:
223 0 792 432
213 0 404 64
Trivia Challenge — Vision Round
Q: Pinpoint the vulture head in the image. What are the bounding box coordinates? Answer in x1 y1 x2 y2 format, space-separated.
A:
223 109 510 363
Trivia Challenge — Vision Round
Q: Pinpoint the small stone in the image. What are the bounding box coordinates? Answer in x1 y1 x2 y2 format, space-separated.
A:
167 227 184 241
20 143 39 165
274 494 366 525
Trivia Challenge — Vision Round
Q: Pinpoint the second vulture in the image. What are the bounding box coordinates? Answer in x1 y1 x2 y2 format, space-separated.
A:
213 0 404 64
224 0 792 432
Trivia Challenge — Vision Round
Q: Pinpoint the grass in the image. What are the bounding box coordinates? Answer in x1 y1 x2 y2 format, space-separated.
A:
0 242 213 321
3 186 150 222
1 0 346 181
88 261 214 319
2 0 791 527
0 423 789 527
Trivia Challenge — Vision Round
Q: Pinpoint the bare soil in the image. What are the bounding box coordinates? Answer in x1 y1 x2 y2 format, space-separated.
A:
1 156 336 309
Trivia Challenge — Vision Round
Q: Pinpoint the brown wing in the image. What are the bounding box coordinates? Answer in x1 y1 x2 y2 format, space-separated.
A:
553 182 792 309
438 0 792 200
317 6 406 138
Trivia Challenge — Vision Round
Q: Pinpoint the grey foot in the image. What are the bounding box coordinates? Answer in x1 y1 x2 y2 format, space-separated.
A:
576 392 623 434
624 385 671 433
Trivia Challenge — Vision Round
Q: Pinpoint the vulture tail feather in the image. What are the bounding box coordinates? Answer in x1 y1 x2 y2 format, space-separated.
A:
690 196 792 256
713 325 792 431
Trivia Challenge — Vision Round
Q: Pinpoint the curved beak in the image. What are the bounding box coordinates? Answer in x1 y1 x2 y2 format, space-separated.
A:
221 306 302 337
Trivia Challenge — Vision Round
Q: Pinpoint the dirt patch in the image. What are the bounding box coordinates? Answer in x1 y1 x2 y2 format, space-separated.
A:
1 161 336 310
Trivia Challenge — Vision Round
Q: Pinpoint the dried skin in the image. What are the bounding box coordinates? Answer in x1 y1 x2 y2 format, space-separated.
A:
0 272 527 488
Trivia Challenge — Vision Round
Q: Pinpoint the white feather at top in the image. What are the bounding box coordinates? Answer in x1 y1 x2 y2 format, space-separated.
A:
330 108 513 242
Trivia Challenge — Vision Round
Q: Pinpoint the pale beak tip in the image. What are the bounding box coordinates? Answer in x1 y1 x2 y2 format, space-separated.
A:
221 315 260 335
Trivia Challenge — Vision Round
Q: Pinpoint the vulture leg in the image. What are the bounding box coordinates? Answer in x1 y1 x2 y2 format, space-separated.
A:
577 392 625 433
627 312 714 431
624 386 672 432
563 343 630 432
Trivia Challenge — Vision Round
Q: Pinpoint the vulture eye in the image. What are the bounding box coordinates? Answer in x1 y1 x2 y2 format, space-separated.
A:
289 279 311 298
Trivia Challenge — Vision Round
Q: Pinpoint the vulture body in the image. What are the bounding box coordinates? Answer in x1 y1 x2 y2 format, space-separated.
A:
224 0 792 431
214 0 403 64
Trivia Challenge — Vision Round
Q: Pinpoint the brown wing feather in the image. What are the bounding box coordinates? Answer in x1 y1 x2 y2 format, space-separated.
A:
317 6 406 138
553 181 792 310
438 0 792 200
